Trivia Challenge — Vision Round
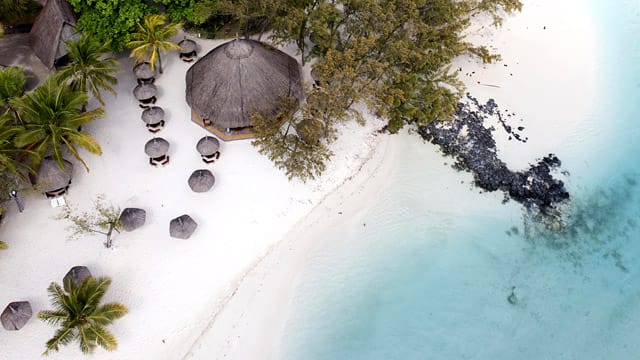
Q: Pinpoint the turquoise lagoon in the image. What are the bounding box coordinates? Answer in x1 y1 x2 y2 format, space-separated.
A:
280 2 640 359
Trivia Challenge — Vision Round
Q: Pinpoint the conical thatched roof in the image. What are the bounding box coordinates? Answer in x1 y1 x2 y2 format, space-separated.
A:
119 208 146 232
178 38 197 54
185 39 304 130
188 169 215 192
36 157 73 193
144 137 169 158
30 0 79 69
1 301 32 331
133 62 154 79
169 214 198 239
63 266 91 292
196 136 220 156
141 106 164 124
134 83 157 100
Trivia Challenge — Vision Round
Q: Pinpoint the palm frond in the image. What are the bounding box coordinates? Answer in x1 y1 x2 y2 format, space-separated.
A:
42 324 77 355
88 325 118 352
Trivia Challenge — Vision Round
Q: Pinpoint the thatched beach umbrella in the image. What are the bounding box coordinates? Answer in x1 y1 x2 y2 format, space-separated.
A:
144 137 169 158
119 208 146 232
63 266 92 292
1 301 32 331
36 157 73 195
170 214 198 239
141 106 165 125
196 136 220 156
188 169 215 192
133 62 154 80
134 83 157 101
178 38 197 55
185 39 304 138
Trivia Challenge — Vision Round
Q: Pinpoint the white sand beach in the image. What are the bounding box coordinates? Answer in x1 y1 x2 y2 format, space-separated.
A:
182 0 602 359
0 0 600 358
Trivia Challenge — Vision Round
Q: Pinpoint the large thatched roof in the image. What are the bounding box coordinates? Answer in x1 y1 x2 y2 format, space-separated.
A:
185 39 303 130
30 0 79 69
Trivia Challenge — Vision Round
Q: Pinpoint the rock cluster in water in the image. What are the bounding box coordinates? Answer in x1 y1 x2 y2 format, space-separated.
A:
417 95 569 213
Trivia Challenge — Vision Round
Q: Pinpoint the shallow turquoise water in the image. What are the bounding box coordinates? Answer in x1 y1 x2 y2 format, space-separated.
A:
281 2 640 359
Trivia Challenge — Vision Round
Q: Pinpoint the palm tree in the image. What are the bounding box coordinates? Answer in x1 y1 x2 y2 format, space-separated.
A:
0 240 6 250
0 110 37 176
11 76 103 170
126 14 181 74
38 276 128 355
0 65 27 124
56 34 120 106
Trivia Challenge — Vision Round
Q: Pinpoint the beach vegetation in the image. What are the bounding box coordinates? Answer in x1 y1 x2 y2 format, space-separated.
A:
38 276 128 355
0 0 42 26
0 65 27 124
0 110 37 177
243 0 521 180
251 96 333 181
57 195 123 248
126 14 182 74
10 76 104 171
56 34 120 107
67 0 196 52
0 240 6 249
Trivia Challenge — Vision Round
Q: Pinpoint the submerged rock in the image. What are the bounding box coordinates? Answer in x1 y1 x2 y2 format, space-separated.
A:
418 94 569 214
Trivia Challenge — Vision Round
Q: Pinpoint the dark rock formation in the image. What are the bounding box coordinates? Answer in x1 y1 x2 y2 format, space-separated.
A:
418 95 569 213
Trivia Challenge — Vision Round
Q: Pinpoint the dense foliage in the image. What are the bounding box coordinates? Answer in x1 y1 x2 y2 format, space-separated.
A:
249 0 522 180
38 276 128 355
67 0 195 51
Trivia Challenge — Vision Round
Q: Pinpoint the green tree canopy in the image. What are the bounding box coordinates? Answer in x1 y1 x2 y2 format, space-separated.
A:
67 0 197 51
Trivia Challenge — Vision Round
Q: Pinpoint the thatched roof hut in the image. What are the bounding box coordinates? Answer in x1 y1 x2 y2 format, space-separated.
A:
169 214 197 239
196 136 220 156
134 84 157 101
36 157 73 194
144 137 169 158
1 301 33 331
185 39 303 140
133 62 154 80
141 106 164 125
30 0 79 69
178 38 197 55
119 208 146 232
188 169 215 192
63 266 91 292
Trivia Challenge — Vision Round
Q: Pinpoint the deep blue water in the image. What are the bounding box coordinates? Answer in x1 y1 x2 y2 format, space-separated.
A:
281 2 639 359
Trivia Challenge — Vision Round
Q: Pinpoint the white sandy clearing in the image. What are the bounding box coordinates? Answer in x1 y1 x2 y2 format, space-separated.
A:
183 0 602 359
0 36 384 359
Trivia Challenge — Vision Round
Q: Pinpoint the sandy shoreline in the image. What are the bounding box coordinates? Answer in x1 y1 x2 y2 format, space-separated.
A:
184 0 601 358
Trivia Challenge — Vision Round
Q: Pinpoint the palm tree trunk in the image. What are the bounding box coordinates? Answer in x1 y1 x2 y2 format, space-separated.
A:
158 55 163 74
105 223 115 248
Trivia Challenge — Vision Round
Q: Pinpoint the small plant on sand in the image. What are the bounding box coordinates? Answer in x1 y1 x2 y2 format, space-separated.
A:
38 276 128 355
0 240 7 250
57 195 122 248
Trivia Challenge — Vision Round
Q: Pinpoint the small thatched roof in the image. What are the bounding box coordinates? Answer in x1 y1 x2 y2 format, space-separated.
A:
188 169 215 192
119 208 146 232
134 83 157 100
185 39 304 130
36 157 73 193
141 106 164 124
196 136 220 156
63 266 91 292
30 0 79 69
144 137 169 158
133 62 154 79
178 38 197 54
1 301 33 331
169 214 198 239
